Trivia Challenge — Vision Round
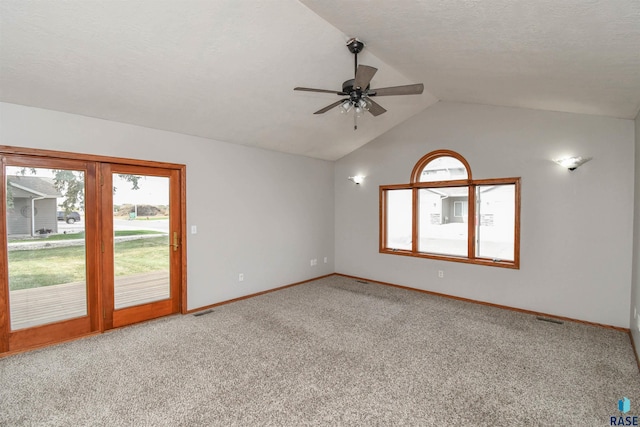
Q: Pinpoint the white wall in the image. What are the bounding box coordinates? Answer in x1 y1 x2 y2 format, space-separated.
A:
335 101 635 328
631 111 640 351
0 102 335 310
2 101 636 330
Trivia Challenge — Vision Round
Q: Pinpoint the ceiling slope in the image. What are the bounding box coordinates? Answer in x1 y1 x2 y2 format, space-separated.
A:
300 0 640 120
0 0 436 161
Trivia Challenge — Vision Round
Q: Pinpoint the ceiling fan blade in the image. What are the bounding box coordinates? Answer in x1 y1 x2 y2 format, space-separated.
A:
369 83 424 96
314 99 347 114
294 87 344 95
354 65 378 90
367 99 387 117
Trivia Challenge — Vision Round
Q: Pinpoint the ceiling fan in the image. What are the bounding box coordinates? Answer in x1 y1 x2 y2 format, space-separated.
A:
294 38 424 130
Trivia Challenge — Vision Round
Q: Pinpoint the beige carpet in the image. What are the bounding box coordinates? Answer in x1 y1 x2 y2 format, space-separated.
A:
1 275 638 426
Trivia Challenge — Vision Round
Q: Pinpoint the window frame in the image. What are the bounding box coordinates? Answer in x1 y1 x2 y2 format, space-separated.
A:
380 150 521 269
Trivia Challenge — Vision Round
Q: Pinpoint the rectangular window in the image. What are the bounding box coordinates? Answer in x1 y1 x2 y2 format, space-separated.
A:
453 201 463 217
385 189 412 251
417 187 468 257
475 184 515 262
381 178 520 268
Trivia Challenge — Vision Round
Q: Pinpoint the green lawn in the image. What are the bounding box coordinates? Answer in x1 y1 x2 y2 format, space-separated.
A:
115 216 169 221
8 230 162 243
8 235 169 291
134 216 169 221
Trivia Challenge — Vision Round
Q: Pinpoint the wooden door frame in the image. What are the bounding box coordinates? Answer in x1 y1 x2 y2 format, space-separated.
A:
0 154 8 353
0 154 99 351
0 145 187 355
100 163 183 329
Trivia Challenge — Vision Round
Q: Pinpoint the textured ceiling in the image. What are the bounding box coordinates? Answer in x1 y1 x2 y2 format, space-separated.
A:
301 0 640 120
1 1 638 162
0 0 435 161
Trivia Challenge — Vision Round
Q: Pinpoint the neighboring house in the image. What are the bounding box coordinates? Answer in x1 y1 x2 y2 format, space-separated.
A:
418 186 512 227
419 187 469 225
418 159 470 225
6 175 61 236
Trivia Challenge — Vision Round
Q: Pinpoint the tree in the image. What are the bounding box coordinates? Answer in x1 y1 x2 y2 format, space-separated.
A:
56 172 141 212
7 168 141 212
53 170 85 212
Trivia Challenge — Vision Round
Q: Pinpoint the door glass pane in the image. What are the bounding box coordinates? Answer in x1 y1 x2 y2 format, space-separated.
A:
112 174 170 309
385 189 412 250
6 167 87 330
418 187 468 256
476 184 515 261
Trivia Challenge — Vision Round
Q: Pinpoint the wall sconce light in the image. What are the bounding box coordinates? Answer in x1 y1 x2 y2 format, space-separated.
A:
553 156 592 171
348 175 365 184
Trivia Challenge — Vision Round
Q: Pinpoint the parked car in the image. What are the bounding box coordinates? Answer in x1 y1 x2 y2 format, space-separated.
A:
57 211 81 224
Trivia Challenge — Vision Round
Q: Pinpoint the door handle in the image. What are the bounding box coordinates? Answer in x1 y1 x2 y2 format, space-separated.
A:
172 231 179 251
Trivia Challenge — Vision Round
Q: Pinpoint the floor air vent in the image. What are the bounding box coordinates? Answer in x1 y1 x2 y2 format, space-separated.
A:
356 280 369 284
536 316 563 325
194 309 214 317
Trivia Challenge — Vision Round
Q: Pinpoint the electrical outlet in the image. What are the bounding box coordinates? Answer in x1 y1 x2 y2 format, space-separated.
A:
438 270 444 278
324 257 328 264
191 225 197 234
238 273 244 282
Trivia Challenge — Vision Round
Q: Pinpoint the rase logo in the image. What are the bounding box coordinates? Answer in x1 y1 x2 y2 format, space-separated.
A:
610 397 638 426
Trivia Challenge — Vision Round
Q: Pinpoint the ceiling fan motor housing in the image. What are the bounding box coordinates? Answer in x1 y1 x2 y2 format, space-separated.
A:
342 79 368 101
346 38 364 54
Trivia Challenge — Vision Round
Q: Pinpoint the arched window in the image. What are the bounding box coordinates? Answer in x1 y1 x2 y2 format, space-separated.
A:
411 149 471 183
380 150 520 268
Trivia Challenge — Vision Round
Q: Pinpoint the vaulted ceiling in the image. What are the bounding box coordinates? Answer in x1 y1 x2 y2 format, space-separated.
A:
1 1 639 161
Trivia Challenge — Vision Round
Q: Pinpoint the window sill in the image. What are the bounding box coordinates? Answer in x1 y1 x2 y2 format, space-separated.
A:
380 249 519 269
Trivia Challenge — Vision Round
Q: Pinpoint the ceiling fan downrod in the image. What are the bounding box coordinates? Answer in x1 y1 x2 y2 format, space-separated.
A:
348 38 364 130
346 38 364 79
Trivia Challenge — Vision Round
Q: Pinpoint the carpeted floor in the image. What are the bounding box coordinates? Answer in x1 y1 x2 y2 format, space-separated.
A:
1 275 638 426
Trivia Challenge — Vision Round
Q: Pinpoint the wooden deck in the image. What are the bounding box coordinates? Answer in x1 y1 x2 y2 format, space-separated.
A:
9 271 170 330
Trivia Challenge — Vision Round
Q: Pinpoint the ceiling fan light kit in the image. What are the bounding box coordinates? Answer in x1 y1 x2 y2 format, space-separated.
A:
294 38 424 130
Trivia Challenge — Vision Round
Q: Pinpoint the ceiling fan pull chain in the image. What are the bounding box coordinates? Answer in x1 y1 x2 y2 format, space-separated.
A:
354 112 358 131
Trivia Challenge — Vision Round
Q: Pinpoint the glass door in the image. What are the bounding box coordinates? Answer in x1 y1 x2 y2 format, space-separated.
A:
1 147 185 354
1 155 98 352
100 164 181 329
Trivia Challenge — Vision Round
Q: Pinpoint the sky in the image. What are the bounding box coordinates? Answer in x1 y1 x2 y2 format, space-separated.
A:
112 174 169 206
